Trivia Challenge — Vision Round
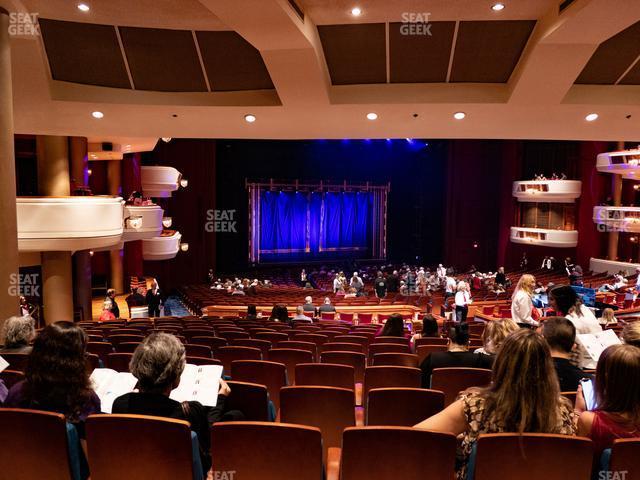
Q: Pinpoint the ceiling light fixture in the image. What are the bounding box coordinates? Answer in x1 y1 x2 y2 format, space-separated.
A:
351 7 362 16
77 3 90 12
585 113 599 122
244 114 256 123
366 112 378 120
491 3 505 11
161 137 172 143
91 111 104 119
453 111 466 120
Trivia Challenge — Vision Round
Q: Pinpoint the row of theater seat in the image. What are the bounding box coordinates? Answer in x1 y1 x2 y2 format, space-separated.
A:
1 408 636 480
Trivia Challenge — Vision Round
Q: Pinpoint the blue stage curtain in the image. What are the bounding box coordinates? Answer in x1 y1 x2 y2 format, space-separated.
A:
259 190 372 259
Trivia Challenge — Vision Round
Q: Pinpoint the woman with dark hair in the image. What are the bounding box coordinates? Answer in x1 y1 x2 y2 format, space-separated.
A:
577 344 640 461
419 314 440 338
416 329 576 480
246 304 258 320
4 321 100 431
378 313 405 337
269 304 289 323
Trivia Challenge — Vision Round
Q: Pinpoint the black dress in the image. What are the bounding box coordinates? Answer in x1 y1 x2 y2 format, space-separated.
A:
146 289 162 317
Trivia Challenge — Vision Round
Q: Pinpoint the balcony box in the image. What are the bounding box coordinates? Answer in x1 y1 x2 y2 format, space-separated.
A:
512 180 581 203
142 230 182 260
510 227 578 248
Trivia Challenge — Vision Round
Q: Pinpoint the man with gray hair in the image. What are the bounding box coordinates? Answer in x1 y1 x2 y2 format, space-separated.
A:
292 305 312 323
0 315 35 354
301 295 316 315
112 332 239 473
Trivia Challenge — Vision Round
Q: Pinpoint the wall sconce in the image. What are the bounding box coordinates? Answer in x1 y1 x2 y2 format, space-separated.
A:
89 250 94 256
162 216 172 228
180 178 189 188
180 242 189 252
87 169 92 176
125 215 143 230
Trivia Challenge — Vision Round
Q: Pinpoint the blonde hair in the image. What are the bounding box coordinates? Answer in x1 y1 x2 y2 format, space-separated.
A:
481 319 519 354
623 322 640 348
601 308 616 325
513 274 535 298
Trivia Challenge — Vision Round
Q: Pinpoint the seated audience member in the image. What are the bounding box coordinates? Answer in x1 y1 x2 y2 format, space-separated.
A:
576 344 640 462
113 333 240 473
415 329 576 480
246 304 258 320
599 308 617 327
0 315 35 354
542 317 590 392
99 300 116 322
318 297 336 314
269 304 289 323
474 319 518 356
4 322 101 435
301 296 316 315
344 287 357 298
622 322 640 348
419 323 493 388
417 314 440 338
292 306 312 323
377 313 405 338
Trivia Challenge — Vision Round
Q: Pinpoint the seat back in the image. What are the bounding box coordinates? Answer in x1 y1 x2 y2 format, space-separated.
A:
340 426 456 480
372 336 410 346
416 344 448 364
217 346 262 374
0 408 75 480
431 367 492 406
115 342 141 353
0 352 29 372
280 386 355 459
267 348 314 384
368 343 411 358
363 366 421 402
225 381 270 421
295 363 355 391
366 388 444 426
414 337 448 347
319 342 364 354
276 341 317 359
0 369 25 389
107 334 145 346
609 438 640 479
211 422 323 480
231 360 287 411
87 341 115 363
473 433 593 480
320 351 366 383
105 353 133 372
86 414 197 480
372 353 419 368
293 333 329 346
233 339 272 357
254 331 289 345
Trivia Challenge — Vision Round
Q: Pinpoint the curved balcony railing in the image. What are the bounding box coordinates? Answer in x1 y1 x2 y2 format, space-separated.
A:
141 166 182 198
17 196 124 251
512 180 582 203
597 148 640 179
510 226 578 248
593 206 640 233
142 230 182 260
123 204 164 241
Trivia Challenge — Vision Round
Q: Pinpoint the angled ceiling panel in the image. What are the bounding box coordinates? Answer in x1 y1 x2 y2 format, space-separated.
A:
450 20 536 83
196 31 274 91
119 26 207 92
39 19 131 89
389 21 456 83
318 23 386 85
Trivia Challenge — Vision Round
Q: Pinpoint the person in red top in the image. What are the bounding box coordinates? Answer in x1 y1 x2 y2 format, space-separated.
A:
577 344 640 462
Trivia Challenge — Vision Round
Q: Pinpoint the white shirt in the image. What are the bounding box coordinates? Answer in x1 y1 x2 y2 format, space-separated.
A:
511 289 537 326
333 278 341 290
445 277 457 294
437 267 446 278
455 291 471 307
566 305 602 335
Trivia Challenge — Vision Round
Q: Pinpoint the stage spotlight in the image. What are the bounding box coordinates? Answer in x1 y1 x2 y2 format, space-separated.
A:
180 242 190 252
161 137 172 143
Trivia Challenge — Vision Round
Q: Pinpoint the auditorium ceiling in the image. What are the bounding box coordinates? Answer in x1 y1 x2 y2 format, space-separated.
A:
2 0 640 146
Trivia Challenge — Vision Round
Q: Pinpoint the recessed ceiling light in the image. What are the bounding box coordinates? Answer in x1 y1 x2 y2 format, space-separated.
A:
491 3 505 11
366 112 378 120
351 7 362 16
244 114 256 123
91 111 104 119
453 111 466 120
77 3 90 12
585 113 599 122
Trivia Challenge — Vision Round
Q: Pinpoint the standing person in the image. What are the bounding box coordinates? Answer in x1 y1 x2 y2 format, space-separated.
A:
105 288 120 319
146 280 162 318
454 281 471 323
541 256 549 269
333 274 342 294
511 274 539 328
374 271 387 299
350 272 364 296
444 274 457 301
494 267 507 288
300 269 307 287
436 264 447 283
386 270 400 293
520 252 528 269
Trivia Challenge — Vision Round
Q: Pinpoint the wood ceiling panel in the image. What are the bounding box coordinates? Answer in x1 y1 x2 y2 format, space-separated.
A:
450 20 536 83
39 19 131 89
318 23 387 85
196 31 274 91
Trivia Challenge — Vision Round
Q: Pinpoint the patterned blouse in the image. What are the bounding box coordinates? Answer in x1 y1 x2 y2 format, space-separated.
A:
457 391 577 480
